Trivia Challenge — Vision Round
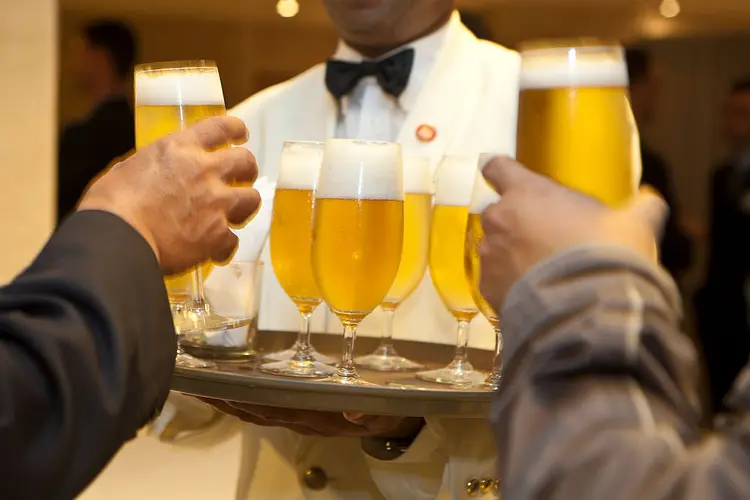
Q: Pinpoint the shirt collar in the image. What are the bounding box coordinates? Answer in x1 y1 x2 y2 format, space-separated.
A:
330 11 459 113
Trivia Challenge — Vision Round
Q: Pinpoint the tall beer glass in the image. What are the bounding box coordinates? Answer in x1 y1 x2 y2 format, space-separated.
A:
465 154 504 390
311 139 404 385
135 61 248 350
417 155 486 387
355 156 432 372
261 142 335 378
516 41 638 206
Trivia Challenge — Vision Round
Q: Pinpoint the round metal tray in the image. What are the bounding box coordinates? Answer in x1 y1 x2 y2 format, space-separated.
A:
171 331 495 417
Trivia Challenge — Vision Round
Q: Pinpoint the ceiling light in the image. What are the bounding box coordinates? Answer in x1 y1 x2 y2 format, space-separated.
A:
277 0 300 18
659 0 680 18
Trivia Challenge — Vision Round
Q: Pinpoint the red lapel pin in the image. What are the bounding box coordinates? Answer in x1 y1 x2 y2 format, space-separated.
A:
416 124 437 143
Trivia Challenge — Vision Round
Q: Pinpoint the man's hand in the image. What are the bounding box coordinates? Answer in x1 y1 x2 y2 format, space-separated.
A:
198 398 423 438
478 156 668 310
78 116 260 275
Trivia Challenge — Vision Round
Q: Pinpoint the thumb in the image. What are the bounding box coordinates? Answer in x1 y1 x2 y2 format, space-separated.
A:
625 186 669 238
482 156 542 195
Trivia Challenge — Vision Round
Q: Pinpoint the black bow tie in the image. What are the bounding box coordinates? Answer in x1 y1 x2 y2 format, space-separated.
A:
325 48 415 100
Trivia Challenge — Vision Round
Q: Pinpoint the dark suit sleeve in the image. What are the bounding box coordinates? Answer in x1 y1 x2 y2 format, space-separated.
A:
0 210 175 500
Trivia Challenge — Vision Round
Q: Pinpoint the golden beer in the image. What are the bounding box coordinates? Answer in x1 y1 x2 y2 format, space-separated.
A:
516 41 637 206
312 198 404 324
382 192 432 308
429 204 478 322
465 213 498 328
134 61 226 301
270 188 321 315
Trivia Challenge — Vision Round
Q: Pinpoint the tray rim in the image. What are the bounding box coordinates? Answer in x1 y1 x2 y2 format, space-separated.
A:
172 365 494 418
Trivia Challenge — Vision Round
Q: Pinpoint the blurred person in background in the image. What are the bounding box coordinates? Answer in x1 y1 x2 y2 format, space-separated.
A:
696 78 750 415
1 116 259 499
625 47 694 281
57 20 137 225
153 1 520 498
484 155 750 500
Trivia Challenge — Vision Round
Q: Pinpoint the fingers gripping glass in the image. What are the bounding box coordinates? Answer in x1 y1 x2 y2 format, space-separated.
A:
134 60 254 367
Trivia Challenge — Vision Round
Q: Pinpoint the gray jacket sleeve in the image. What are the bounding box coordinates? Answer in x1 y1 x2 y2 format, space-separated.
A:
491 245 750 500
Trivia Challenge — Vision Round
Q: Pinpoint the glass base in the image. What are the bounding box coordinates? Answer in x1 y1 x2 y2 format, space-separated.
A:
173 300 252 335
322 373 378 386
175 352 216 369
354 344 423 372
260 359 335 378
264 343 337 365
484 369 502 391
416 359 486 388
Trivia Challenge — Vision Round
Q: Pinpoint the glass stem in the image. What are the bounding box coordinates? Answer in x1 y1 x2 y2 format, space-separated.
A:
493 328 503 371
336 324 358 380
292 311 314 363
485 327 504 390
454 319 470 363
380 308 396 346
191 266 206 303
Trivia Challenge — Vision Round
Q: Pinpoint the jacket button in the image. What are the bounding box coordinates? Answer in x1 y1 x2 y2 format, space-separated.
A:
480 478 499 494
302 467 328 490
466 479 481 497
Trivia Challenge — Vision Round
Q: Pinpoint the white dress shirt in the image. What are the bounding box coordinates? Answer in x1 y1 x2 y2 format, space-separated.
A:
331 22 451 142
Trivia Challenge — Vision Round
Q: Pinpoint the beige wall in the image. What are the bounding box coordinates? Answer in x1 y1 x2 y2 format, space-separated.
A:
0 0 57 283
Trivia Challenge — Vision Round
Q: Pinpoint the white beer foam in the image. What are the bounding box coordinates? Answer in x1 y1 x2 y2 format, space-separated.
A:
520 46 628 90
277 141 324 191
469 153 503 214
403 156 433 195
135 68 225 106
434 155 479 207
316 139 403 200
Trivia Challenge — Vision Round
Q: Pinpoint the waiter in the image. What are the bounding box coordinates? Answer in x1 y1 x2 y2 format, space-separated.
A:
0 116 259 500
155 1 518 498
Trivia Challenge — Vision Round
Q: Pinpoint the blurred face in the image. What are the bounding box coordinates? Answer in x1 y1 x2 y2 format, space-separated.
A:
67 36 110 94
723 90 750 153
323 0 454 52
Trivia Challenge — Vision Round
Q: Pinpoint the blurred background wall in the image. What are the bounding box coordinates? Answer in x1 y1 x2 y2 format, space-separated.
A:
1 0 749 498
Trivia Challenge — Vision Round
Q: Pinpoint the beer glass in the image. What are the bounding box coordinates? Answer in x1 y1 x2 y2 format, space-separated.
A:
355 156 432 372
135 61 250 365
261 142 335 378
417 155 486 387
516 41 639 206
465 154 504 390
311 139 404 385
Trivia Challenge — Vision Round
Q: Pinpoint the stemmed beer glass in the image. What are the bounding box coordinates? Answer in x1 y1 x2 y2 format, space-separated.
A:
261 142 335 377
465 154 505 390
354 156 432 372
311 139 404 385
416 155 487 387
134 61 255 366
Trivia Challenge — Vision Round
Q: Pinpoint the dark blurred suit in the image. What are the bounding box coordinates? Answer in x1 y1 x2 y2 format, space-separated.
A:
0 210 174 499
640 145 693 278
696 155 750 413
57 97 134 224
